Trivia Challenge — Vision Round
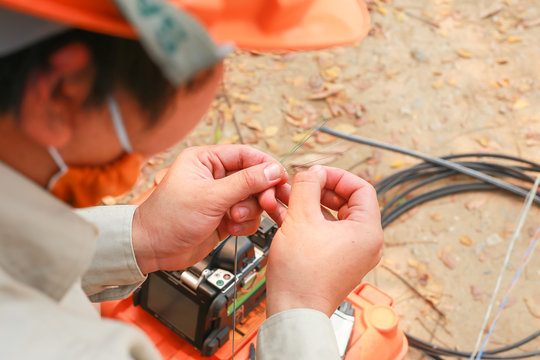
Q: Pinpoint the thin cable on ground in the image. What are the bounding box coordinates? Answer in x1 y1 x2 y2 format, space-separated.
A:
320 127 540 204
476 224 540 359
470 175 540 360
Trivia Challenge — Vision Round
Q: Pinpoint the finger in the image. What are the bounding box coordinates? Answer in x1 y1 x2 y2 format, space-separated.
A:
258 187 277 213
320 189 347 211
259 184 290 226
227 218 261 237
230 198 263 223
314 166 379 215
288 166 327 218
205 145 288 184
342 180 380 223
214 162 287 207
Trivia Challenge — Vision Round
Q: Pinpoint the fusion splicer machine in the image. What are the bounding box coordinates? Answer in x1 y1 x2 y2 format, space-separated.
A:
133 218 277 356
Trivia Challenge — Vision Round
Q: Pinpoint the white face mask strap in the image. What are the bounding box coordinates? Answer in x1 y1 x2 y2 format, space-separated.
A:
107 95 133 153
47 147 68 189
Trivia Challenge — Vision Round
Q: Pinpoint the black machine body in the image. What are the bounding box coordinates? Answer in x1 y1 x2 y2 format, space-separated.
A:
134 218 277 356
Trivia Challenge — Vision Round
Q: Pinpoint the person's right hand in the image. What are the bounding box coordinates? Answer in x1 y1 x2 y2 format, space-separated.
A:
262 165 383 318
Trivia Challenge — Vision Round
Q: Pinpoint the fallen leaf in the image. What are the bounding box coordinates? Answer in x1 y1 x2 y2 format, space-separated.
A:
321 66 341 82
460 236 473 246
465 198 486 210
249 104 264 113
264 126 279 137
472 135 489 148
366 149 383 165
470 285 484 301
430 213 444 221
242 118 263 132
438 248 457 270
265 139 280 154
291 132 307 143
507 36 522 43
334 123 357 134
513 99 529 110
315 132 336 144
432 79 445 89
408 258 420 268
309 74 324 91
307 84 345 100
524 296 540 318
456 48 473 59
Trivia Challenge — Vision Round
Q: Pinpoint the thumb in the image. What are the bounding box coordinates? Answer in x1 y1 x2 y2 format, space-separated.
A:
215 162 285 206
288 165 327 218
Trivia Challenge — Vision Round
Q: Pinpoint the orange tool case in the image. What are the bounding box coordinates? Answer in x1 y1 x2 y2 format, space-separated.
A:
101 282 408 360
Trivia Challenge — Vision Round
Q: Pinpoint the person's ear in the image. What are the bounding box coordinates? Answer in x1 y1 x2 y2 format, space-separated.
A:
18 42 94 148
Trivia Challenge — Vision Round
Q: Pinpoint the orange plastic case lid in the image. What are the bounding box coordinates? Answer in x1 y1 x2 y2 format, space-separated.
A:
0 0 370 50
101 283 408 360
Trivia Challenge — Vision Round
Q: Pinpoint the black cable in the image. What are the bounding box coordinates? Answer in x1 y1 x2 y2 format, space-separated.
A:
321 127 540 359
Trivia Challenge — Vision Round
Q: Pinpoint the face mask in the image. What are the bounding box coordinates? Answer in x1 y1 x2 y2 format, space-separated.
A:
47 96 145 208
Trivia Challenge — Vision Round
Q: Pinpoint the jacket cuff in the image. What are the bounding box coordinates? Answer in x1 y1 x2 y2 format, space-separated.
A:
76 205 146 301
256 308 340 360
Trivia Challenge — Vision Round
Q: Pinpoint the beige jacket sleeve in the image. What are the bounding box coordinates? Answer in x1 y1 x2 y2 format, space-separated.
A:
256 309 340 360
76 205 147 302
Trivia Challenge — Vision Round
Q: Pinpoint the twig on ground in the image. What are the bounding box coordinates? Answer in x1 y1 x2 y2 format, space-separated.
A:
381 264 446 319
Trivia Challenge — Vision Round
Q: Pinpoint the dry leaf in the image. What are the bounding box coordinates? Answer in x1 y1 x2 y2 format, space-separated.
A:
307 84 345 100
291 132 307 143
249 104 264 113
470 285 484 301
366 149 382 165
438 248 457 270
524 296 540 318
266 139 280 154
471 135 489 148
465 198 486 210
440 252 457 270
460 236 473 246
309 74 324 91
430 213 444 221
315 132 336 144
407 258 420 268
334 123 357 134
321 66 341 82
507 36 522 43
264 126 279 137
456 49 473 59
513 99 529 110
432 79 445 89
242 118 263 132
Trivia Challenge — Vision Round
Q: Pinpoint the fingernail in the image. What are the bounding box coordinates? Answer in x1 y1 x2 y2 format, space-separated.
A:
310 165 323 173
237 207 249 220
264 163 282 181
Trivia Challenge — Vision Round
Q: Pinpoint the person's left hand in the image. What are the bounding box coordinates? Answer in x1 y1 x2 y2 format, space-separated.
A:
131 145 287 274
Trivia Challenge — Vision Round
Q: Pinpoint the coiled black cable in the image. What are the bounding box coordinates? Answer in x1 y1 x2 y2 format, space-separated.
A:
320 127 540 359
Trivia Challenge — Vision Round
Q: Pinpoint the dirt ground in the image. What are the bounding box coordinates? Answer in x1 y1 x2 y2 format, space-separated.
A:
118 0 540 358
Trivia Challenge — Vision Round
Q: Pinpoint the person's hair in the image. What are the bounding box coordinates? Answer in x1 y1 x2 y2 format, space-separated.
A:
0 29 176 120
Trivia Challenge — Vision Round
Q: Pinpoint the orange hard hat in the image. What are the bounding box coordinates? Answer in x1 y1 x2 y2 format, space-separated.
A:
0 0 370 50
